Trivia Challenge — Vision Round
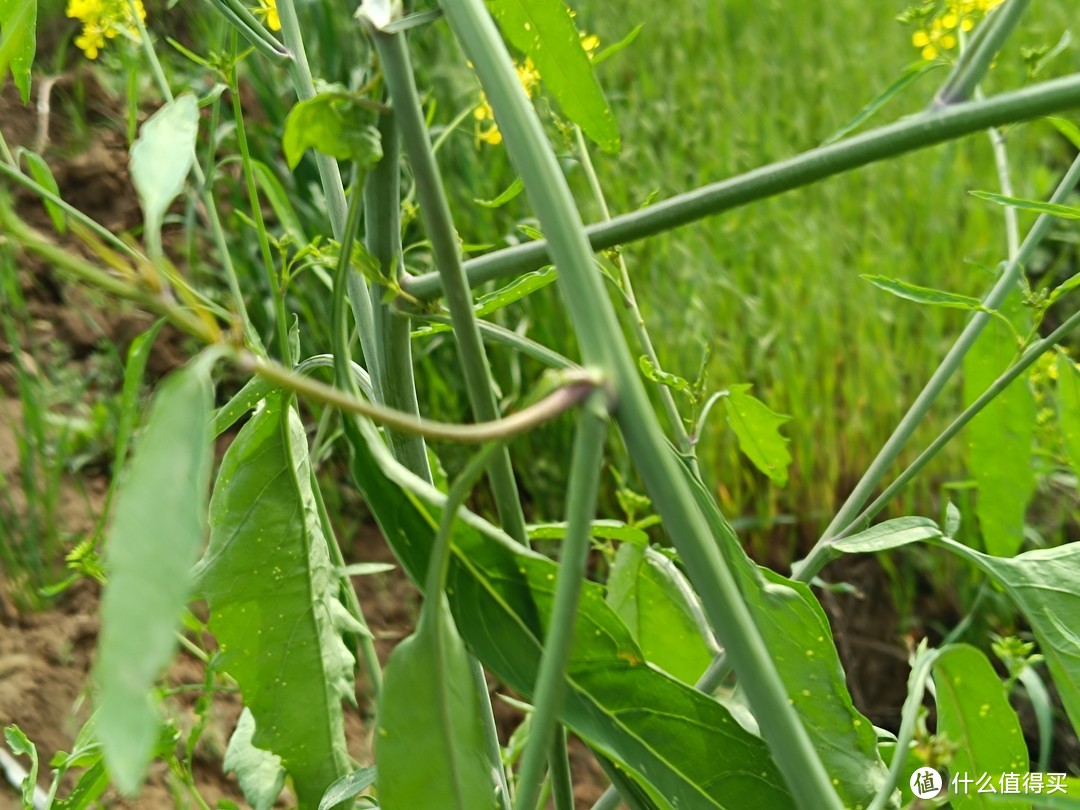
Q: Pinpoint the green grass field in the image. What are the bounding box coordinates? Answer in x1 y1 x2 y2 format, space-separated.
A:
403 0 1080 556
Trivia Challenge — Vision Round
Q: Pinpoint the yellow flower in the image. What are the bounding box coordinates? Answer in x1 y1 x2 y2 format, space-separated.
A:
909 0 1005 61
67 0 146 59
474 57 541 147
252 0 280 32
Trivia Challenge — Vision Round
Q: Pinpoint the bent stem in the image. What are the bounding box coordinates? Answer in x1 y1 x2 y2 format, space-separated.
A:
373 27 529 544
794 150 1080 584
513 391 609 810
439 1 841 806
405 71 1080 300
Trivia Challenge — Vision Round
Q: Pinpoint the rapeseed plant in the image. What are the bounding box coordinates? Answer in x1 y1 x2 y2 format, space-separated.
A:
66 0 146 59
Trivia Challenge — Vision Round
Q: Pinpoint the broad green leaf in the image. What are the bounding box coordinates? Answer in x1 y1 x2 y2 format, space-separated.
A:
194 397 358 808
963 288 1035 556
223 709 285 810
486 0 620 153
724 384 792 487
933 644 1029 810
129 94 199 252
605 543 716 683
971 190 1080 220
95 361 213 793
22 152 65 233
937 538 1080 741
283 91 382 170
412 268 557 337
527 518 649 545
0 0 36 102
1056 354 1080 478
474 177 525 207
319 767 377 810
862 274 983 310
677 458 896 809
830 517 943 556
638 355 691 394
338 413 791 810
378 601 497 810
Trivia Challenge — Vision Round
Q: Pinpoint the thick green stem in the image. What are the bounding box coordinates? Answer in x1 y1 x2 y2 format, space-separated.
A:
438 2 841 806
574 127 693 462
513 392 608 810
365 113 432 478
374 28 529 544
846 308 1080 537
275 0 381 377
933 0 1030 108
404 71 1080 300
795 151 1080 583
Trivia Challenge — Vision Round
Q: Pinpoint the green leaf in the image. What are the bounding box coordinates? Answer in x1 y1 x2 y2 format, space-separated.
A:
823 60 942 145
283 91 382 170
129 94 199 252
1056 354 1080 478
252 160 309 244
194 396 356 808
862 275 984 310
22 152 65 233
0 0 36 103
377 601 496 810
678 458 895 809
223 709 285 810
339 414 792 809
723 384 792 487
1047 116 1080 150
95 361 214 794
971 190 1080 220
474 177 525 208
830 517 943 556
605 544 717 683
963 288 1035 556
413 267 557 337
937 538 1080 741
319 767 377 810
4 724 39 808
486 0 620 153
933 644 1029 810
638 355 691 394
528 519 649 545
591 23 643 67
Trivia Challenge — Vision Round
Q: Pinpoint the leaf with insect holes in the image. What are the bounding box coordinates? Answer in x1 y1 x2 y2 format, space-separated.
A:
95 359 213 794
971 190 1080 220
963 287 1034 557
724 384 792 487
677 460 896 809
194 396 363 809
223 710 285 810
862 275 983 310
933 644 1029 810
335 412 791 810
1057 354 1080 478
486 0 620 153
130 94 198 237
377 601 497 810
606 544 717 684
283 90 382 170
0 0 36 103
